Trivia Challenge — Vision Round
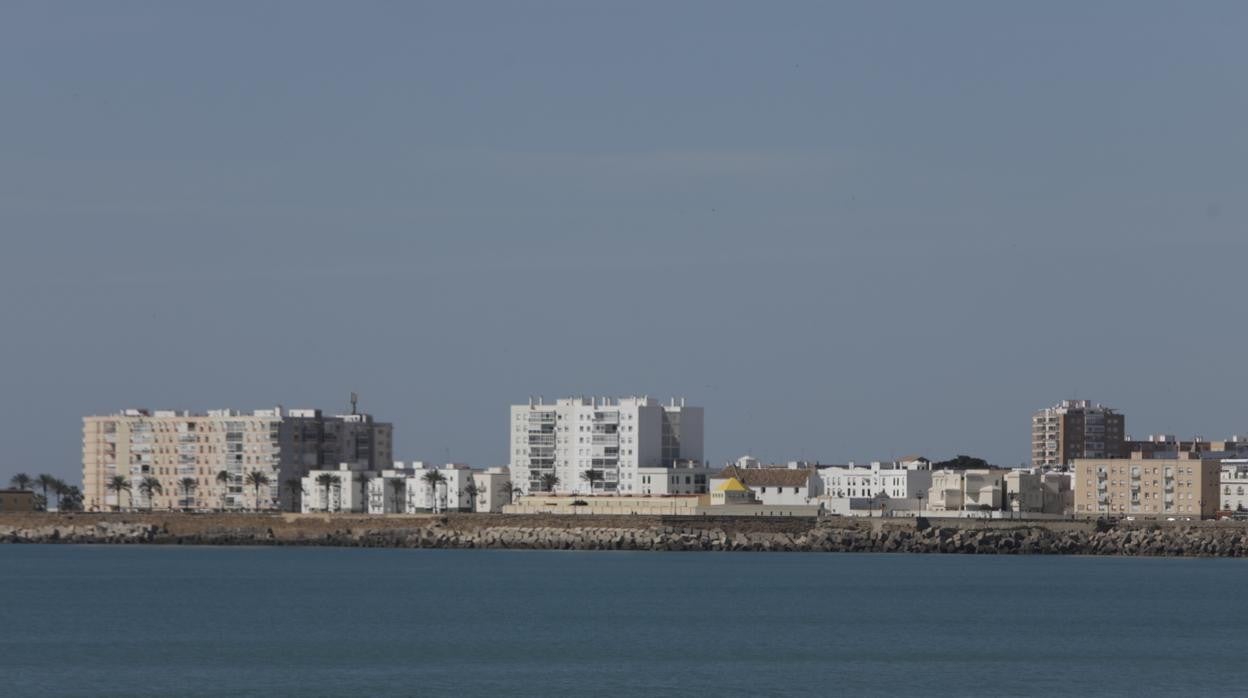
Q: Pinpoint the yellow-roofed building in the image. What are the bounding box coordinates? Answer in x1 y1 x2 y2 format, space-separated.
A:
711 477 757 506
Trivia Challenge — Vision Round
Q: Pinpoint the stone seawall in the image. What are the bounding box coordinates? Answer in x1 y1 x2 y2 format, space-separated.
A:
5 513 1248 556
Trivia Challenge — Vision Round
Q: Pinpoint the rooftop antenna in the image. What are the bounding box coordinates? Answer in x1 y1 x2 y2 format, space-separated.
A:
350 392 359 416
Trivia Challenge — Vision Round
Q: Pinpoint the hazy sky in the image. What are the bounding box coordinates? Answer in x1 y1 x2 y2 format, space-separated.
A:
3 2 1246 483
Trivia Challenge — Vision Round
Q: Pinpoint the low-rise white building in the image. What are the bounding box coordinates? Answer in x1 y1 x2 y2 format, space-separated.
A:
365 463 427 514
710 464 819 506
637 462 711 495
404 463 476 513
301 463 373 513
471 467 512 513
1004 469 1073 515
927 469 1007 513
816 459 932 516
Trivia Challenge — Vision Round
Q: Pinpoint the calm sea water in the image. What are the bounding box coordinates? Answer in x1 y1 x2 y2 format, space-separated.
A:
2 546 1247 697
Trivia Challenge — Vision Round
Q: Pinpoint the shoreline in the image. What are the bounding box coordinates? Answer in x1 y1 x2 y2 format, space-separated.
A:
4 512 1248 556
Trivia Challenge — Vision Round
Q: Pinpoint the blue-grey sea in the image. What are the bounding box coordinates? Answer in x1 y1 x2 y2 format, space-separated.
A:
2 546 1246 697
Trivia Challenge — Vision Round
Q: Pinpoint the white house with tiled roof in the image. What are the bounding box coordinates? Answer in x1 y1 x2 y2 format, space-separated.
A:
710 464 820 506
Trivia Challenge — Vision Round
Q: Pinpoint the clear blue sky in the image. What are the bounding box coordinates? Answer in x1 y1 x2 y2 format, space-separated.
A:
2 2 1246 483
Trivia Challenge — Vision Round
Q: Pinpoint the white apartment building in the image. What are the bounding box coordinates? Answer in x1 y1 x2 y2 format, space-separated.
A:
302 463 374 513
472 467 513 513
365 463 426 514
508 396 703 495
1220 460 1248 512
816 459 933 516
404 463 476 513
83 406 392 512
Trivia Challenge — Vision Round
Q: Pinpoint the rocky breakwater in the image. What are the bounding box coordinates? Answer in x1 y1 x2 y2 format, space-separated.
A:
418 521 1248 556
6 514 1248 557
0 520 164 545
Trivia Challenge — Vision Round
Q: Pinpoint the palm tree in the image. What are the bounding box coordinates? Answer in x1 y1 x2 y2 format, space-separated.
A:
106 475 131 512
36 474 59 507
179 477 198 510
539 473 560 493
215 470 232 511
60 485 83 512
357 473 372 514
244 471 271 512
138 476 163 511
9 473 32 491
463 481 480 513
283 478 305 513
580 469 603 493
421 471 447 513
315 473 338 512
388 478 405 514
502 480 525 503
51 479 71 511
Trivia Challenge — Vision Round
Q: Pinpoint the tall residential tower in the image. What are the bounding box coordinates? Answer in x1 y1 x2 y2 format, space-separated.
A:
1031 399 1125 467
508 396 703 495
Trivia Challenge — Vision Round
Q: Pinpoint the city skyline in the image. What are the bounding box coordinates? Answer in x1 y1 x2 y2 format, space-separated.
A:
45 393 1248 493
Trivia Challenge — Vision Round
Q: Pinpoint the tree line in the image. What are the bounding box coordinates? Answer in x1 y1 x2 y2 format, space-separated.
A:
7 473 83 511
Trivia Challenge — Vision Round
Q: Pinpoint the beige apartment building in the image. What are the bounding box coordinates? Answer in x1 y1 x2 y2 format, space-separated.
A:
1032 400 1125 466
1073 455 1220 519
83 406 392 512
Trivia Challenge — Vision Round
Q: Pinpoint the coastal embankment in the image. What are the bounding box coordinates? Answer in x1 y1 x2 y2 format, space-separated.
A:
5 512 1248 556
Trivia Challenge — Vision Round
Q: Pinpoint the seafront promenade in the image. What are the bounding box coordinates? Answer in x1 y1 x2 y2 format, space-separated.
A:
5 512 1248 557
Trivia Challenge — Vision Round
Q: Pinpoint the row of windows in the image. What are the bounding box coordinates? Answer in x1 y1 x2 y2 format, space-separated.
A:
1102 480 1194 488
1091 466 1198 477
515 436 636 445
757 487 803 494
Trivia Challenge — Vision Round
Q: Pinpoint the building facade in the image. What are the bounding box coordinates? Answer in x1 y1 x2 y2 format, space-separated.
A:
0 489 37 512
301 463 373 513
404 463 476 513
927 469 1007 512
637 462 711 495
1220 460 1248 513
364 464 422 515
472 467 513 513
816 459 933 515
1073 456 1220 519
507 396 703 495
1004 470 1072 515
83 406 392 512
1032 400 1125 467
